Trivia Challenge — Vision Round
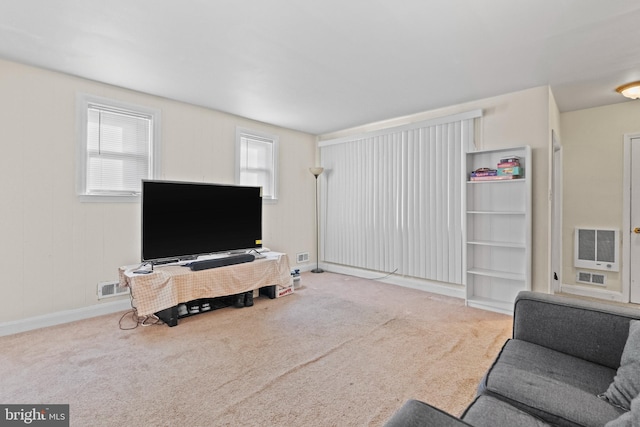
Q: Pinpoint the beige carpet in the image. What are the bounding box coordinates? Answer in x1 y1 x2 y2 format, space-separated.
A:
0 272 512 426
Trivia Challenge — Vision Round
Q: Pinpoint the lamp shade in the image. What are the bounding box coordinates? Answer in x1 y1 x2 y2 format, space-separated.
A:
616 81 640 99
309 167 324 177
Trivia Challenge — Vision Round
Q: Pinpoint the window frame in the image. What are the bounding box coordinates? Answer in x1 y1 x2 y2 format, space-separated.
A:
76 93 161 202
235 126 279 203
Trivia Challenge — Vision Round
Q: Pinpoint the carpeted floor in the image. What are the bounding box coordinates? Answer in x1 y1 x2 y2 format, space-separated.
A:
0 272 512 426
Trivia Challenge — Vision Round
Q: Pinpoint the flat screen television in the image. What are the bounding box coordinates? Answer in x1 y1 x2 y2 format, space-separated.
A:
141 180 262 263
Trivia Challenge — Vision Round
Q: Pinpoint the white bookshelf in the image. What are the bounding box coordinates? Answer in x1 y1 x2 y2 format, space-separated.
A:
465 146 531 314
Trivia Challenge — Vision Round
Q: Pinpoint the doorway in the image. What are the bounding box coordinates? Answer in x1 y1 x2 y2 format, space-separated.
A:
550 130 563 293
623 134 640 303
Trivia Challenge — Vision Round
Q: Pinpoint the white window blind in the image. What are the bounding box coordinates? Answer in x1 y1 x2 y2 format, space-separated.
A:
87 106 151 194
236 127 278 201
319 111 480 284
77 94 160 200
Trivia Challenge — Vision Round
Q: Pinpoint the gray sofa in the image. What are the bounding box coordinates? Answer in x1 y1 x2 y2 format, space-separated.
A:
384 291 640 427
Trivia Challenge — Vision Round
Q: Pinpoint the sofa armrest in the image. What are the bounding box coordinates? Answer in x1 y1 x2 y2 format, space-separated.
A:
513 291 640 369
383 399 472 427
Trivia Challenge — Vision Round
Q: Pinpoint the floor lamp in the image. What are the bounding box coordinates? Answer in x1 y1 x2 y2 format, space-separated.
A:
309 167 324 273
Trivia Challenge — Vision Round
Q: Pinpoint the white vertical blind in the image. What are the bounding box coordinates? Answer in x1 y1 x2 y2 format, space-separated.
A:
319 111 480 284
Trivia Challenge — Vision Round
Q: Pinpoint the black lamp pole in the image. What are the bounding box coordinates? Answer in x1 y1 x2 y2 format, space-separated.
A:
310 167 324 273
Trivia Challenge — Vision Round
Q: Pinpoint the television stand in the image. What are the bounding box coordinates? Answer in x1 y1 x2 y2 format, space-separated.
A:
154 286 279 326
119 252 291 327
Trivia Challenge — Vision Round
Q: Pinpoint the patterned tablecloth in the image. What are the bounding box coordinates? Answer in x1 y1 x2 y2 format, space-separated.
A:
119 252 292 316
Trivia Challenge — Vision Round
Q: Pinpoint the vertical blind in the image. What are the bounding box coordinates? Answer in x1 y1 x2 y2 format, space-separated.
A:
319 111 481 285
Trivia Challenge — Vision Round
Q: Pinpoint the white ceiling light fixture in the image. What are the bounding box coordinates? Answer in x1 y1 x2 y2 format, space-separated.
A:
615 81 640 99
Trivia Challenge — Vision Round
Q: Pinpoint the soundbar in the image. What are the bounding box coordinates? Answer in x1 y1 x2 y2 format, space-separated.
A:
188 253 255 271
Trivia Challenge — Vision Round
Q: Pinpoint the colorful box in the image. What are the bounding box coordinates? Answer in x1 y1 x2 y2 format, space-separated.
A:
497 161 520 168
471 168 497 178
470 175 518 181
497 166 522 176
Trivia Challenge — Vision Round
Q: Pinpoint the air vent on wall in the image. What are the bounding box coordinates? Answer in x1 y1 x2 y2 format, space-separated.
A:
576 271 607 286
98 281 130 299
296 252 310 263
574 228 619 272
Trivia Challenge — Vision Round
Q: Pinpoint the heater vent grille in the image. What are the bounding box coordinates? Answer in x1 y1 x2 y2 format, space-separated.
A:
576 271 607 286
296 252 310 263
98 281 130 299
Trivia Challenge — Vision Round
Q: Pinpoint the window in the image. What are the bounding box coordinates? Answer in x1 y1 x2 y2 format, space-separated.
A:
77 94 160 201
235 127 278 201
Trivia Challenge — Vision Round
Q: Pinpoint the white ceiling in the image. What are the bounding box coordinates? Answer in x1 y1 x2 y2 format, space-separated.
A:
1 0 640 135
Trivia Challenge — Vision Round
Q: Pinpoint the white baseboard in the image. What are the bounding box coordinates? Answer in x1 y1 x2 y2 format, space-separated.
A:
320 263 466 300
0 298 132 337
559 283 626 303
293 263 316 273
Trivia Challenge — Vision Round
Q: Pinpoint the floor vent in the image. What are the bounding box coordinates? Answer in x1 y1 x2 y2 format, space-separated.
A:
576 271 607 286
98 281 130 299
296 252 310 263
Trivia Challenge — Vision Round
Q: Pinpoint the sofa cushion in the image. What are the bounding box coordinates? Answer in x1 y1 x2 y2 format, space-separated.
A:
601 320 640 411
481 339 625 427
461 395 550 427
513 292 640 369
604 394 640 427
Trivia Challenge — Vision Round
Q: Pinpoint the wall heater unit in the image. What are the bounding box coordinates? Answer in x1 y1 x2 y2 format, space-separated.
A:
574 228 619 272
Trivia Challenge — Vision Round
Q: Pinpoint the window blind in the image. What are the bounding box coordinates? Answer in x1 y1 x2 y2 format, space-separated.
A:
85 104 152 195
239 135 274 197
319 111 480 284
236 127 279 200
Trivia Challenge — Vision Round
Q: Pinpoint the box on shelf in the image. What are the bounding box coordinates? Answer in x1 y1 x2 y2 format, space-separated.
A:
470 168 497 178
497 161 520 168
499 155 520 164
470 175 519 181
497 166 522 176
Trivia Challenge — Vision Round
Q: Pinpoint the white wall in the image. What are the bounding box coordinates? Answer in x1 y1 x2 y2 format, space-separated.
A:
560 100 640 298
320 86 552 294
0 56 569 328
0 59 317 325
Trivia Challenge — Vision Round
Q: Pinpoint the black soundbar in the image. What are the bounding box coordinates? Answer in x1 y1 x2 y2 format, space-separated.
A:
188 253 255 271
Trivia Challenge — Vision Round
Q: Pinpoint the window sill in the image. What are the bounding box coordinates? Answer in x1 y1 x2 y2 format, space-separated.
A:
77 194 141 203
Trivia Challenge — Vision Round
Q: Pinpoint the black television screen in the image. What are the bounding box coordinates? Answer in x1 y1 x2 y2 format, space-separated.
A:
141 180 262 262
